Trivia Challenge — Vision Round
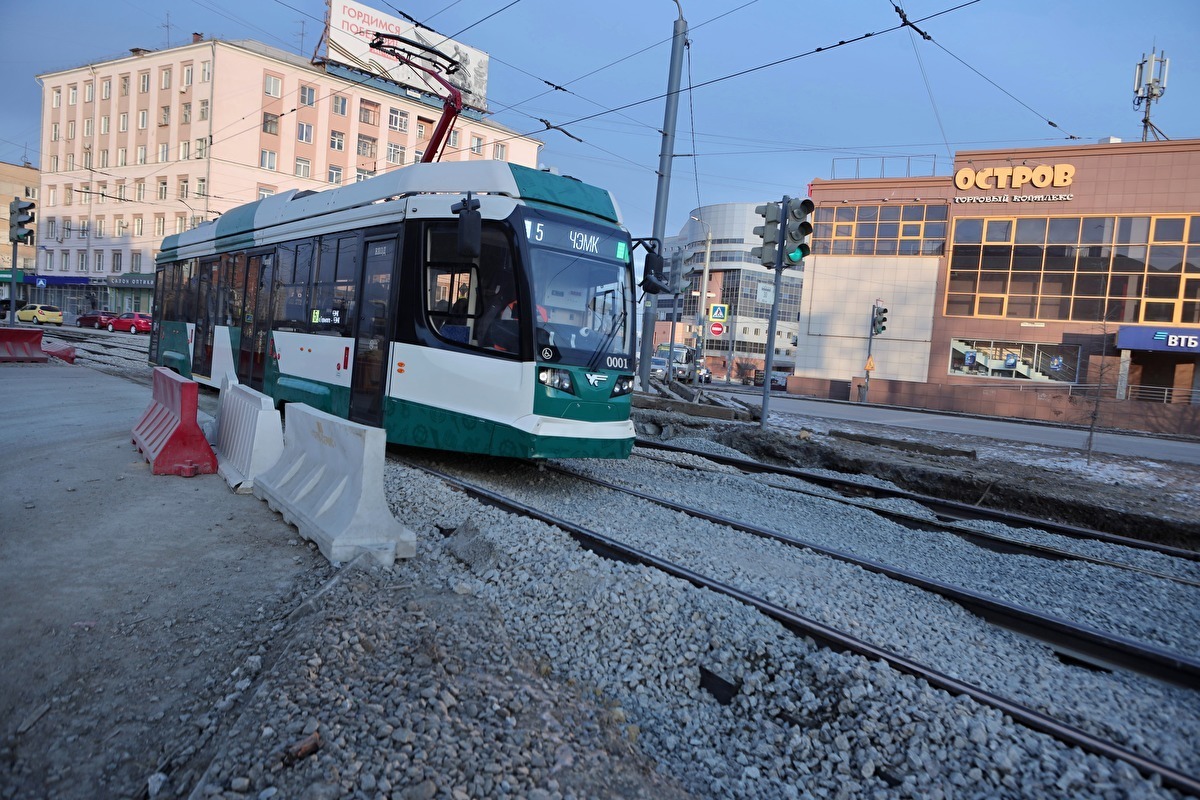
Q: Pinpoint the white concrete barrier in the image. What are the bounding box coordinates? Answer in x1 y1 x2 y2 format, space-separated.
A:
215 382 284 494
252 403 416 565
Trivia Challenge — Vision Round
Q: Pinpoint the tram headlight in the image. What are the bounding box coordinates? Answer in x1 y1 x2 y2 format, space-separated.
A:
538 367 575 395
611 375 634 397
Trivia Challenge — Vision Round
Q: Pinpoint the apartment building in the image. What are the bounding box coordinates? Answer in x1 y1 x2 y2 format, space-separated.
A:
1 159 39 311
35 34 541 318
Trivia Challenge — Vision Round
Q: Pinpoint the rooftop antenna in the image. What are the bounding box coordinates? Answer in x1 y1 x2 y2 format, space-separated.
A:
1133 48 1169 141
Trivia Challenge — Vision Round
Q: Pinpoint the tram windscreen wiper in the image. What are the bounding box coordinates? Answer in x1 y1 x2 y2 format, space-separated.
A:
586 310 627 372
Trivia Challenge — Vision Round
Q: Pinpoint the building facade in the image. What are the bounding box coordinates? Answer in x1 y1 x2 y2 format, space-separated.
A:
655 203 804 382
34 35 541 320
795 138 1200 434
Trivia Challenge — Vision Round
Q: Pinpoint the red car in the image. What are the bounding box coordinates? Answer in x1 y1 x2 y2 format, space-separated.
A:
77 309 118 329
108 312 152 334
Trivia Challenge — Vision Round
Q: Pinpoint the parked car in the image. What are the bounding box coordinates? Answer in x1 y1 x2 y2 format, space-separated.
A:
16 304 64 325
109 312 152 334
77 309 118 329
648 356 669 380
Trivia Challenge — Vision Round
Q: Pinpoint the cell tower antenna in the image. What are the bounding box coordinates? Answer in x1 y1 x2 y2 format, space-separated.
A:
1133 47 1169 141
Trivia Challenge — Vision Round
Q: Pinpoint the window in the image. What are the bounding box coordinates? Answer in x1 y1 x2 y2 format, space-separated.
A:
134 217 143 236
99 150 109 168
199 100 209 121
100 115 109 134
179 141 190 160
94 250 104 273
135 182 145 201
182 103 191 124
258 188 274 200
356 168 375 183
330 130 345 151
812 203 948 257
50 123 59 141
160 69 171 90
112 251 122 273
83 118 93 137
262 112 279 134
359 101 379 125
299 85 316 106
45 219 56 239
68 86 77 105
120 75 130 96
196 178 206 197
132 251 143 272
119 112 128 132
65 153 74 171
157 180 168 200
155 216 165 237
331 95 347 115
448 130 459 148
387 142 405 165
49 155 58 173
182 65 193 86
492 143 507 161
158 143 170 163
260 149 277 170
179 179 189 199
328 165 343 184
59 251 68 272
78 251 88 272
52 88 61 108
201 61 211 82
67 120 75 140
160 106 171 126
138 110 148 129
84 82 94 102
297 122 313 144
139 73 150 93
356 134 377 158
176 215 186 234
470 136 483 155
295 157 311 178
195 138 207 159
79 219 89 238
388 108 408 131
417 123 426 139
264 74 282 97
136 145 147 165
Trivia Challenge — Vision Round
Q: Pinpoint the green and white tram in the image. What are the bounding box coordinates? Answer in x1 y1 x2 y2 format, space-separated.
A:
151 161 638 459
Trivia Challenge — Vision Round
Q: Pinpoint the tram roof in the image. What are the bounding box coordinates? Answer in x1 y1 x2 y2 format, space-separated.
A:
157 162 623 265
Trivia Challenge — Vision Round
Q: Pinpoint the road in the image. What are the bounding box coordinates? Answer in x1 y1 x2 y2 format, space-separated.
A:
720 386 1200 466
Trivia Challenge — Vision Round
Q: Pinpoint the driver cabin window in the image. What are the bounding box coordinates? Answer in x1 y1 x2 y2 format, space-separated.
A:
425 223 516 350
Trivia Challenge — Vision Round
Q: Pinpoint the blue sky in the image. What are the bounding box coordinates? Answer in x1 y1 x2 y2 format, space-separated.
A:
3 0 1199 241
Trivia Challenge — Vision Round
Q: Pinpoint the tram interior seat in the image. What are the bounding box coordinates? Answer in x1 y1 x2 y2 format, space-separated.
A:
441 324 470 344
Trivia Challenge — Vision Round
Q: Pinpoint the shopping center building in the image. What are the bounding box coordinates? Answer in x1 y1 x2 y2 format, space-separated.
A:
795 138 1200 434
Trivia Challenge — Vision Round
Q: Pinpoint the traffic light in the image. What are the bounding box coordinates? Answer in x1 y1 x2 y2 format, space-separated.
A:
8 197 35 244
751 202 780 267
782 197 814 266
871 305 888 335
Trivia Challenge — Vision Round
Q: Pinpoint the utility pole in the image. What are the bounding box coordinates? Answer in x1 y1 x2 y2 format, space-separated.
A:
690 215 711 387
861 300 887 403
1133 48 1169 142
637 1 687 390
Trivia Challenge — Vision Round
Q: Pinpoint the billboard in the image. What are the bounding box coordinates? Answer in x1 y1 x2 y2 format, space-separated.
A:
326 0 489 111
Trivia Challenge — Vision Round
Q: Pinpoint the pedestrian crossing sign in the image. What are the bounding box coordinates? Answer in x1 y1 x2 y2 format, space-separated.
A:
864 356 876 372
709 303 728 321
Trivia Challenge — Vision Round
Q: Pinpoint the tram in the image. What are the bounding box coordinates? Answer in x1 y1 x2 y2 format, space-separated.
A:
150 161 638 458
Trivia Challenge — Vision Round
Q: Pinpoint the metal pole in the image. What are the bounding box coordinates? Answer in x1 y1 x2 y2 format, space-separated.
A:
691 220 711 387
862 310 875 403
760 196 788 429
667 291 679 389
8 237 16 325
637 3 687 390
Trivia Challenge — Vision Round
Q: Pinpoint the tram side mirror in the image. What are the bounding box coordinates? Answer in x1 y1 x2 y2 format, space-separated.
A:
451 193 482 260
640 251 668 294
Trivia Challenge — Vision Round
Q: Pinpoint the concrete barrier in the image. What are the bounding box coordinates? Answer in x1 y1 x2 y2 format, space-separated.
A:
131 367 218 477
41 341 76 364
252 403 416 566
215 381 284 494
0 328 49 363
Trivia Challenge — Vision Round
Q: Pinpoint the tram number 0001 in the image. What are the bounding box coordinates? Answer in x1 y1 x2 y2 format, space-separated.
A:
605 355 630 371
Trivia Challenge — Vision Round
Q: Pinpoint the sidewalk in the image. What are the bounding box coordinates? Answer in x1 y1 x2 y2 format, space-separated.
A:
0 363 325 798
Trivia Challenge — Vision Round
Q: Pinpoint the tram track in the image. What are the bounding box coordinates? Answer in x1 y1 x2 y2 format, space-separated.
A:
389 452 1200 797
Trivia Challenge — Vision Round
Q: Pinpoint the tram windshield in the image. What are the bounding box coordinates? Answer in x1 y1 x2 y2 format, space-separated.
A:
523 214 635 370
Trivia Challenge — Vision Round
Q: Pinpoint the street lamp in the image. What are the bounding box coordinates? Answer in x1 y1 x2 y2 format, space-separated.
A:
689 215 712 387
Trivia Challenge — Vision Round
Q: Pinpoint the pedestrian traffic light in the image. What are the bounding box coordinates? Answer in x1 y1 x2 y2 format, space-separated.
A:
751 202 780 267
8 198 35 244
872 305 888 335
782 197 814 267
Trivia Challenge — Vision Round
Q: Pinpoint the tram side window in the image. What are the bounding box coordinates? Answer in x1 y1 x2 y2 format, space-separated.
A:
311 235 357 336
424 223 515 350
274 241 314 331
178 259 198 322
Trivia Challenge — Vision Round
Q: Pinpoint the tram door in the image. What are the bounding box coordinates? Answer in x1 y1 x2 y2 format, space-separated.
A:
236 251 275 391
348 236 398 426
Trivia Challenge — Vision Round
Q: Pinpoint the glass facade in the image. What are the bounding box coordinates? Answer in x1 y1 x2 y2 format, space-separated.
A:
947 214 1200 324
812 203 948 256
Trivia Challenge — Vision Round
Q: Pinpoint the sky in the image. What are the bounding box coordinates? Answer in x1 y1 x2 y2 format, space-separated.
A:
3 0 1200 243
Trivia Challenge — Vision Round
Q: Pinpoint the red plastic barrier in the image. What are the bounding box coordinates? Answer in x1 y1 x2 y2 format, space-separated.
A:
131 367 217 477
41 341 76 364
0 328 49 363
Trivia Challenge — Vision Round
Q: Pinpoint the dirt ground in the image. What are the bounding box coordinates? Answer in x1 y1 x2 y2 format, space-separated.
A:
1 365 1196 800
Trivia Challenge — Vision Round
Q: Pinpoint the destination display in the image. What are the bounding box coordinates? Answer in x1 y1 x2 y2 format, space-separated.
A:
523 219 629 263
